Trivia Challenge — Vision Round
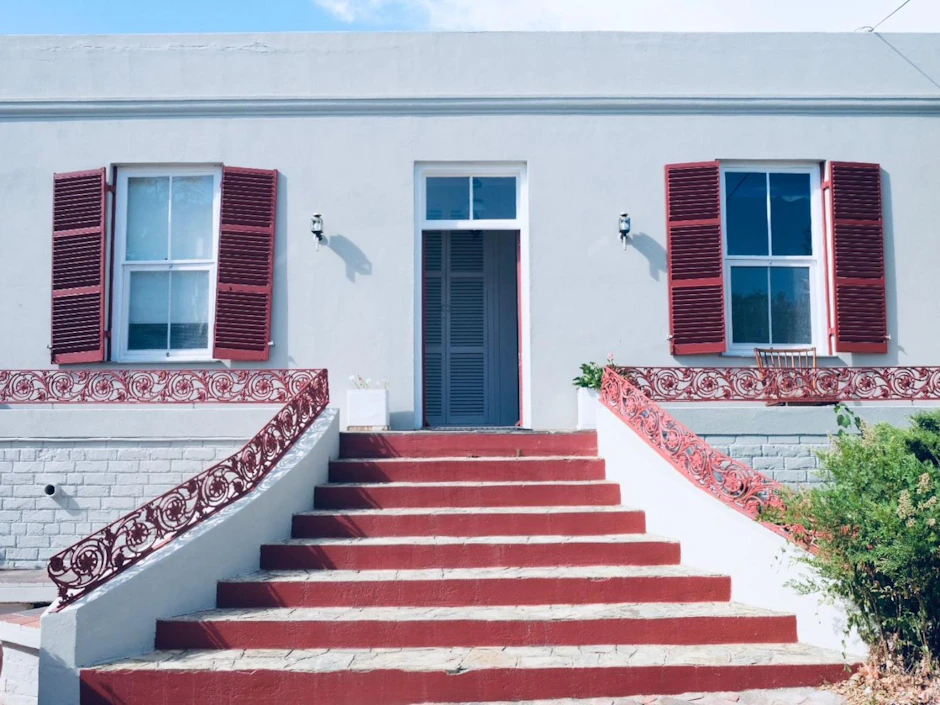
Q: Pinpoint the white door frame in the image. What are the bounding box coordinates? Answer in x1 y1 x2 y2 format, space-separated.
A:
413 163 531 429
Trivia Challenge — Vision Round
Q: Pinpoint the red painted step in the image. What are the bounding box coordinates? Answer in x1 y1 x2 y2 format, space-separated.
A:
216 568 731 608
259 536 680 571
339 431 597 459
155 605 798 650
329 457 606 483
81 657 852 705
314 481 621 509
291 507 647 538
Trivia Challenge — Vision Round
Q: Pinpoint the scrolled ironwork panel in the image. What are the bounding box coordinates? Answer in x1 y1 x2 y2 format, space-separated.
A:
46 369 329 608
0 369 316 404
600 368 813 550
617 366 940 403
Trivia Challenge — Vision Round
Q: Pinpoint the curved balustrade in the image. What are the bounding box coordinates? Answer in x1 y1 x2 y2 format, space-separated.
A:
37 369 329 609
600 367 814 550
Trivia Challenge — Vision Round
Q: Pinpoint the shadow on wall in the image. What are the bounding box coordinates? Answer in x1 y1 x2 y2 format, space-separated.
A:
629 232 667 282
879 169 901 366
269 172 290 367
327 235 373 282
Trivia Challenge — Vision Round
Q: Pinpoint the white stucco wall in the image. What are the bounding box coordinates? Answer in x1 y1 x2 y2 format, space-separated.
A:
1 642 39 705
2 32 939 429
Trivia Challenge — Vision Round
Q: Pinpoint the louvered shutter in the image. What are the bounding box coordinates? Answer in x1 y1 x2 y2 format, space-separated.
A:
51 169 108 364
665 162 726 355
829 162 887 354
213 167 278 360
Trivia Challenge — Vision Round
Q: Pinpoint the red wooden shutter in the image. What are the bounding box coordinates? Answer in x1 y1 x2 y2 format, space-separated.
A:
665 161 726 355
829 161 887 353
51 169 108 364
213 167 279 361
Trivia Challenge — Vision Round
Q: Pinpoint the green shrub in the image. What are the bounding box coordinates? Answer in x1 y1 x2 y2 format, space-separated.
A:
769 408 940 668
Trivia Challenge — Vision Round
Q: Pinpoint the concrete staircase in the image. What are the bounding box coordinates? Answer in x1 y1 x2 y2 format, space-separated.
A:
81 431 853 704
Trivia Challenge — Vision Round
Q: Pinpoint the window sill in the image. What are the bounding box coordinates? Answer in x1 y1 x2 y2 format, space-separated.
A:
721 351 838 360
112 354 219 364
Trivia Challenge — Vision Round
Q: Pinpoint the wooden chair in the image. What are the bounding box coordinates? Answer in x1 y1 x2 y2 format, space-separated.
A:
753 347 817 372
753 347 826 405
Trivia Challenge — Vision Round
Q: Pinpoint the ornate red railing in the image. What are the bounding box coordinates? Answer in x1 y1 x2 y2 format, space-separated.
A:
601 367 813 549
618 366 940 403
45 369 329 608
0 369 316 404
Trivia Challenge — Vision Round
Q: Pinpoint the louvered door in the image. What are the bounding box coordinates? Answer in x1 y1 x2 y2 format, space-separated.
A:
424 231 519 427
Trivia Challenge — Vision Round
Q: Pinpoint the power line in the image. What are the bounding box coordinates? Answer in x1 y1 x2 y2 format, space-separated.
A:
856 0 916 33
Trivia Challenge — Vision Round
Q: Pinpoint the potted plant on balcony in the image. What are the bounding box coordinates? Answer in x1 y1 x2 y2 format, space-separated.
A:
572 354 615 430
346 376 390 431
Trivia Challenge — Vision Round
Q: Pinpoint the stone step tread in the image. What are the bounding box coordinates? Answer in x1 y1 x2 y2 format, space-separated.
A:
296 506 642 516
227 565 728 584
333 456 601 463
423 688 846 705
268 534 677 547
170 601 789 623
340 431 595 437
320 481 616 488
92 643 854 674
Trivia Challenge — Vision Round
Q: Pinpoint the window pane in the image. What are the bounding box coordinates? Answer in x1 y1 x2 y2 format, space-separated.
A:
171 176 214 260
127 271 169 350
770 173 813 256
169 271 210 350
771 267 812 344
473 177 516 220
731 266 769 345
725 172 768 256
126 177 169 261
426 177 470 220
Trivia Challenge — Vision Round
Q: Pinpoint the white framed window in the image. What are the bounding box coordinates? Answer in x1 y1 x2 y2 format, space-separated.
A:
417 164 525 231
111 166 222 362
720 163 827 355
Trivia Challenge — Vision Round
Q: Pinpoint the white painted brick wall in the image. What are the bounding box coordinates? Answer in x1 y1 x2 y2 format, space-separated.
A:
0 441 240 570
703 434 831 488
0 642 39 705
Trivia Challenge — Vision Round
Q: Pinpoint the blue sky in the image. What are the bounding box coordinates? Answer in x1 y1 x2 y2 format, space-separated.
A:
0 0 412 34
2 0 939 34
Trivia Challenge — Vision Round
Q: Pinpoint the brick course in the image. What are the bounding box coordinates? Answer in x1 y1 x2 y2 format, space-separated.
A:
702 434 831 489
0 440 240 569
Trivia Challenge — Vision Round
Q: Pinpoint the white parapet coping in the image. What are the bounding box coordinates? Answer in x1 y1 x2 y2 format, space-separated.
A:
37 408 340 705
595 402 864 656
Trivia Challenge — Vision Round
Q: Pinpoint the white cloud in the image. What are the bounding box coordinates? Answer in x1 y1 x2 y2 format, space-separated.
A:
313 0 940 32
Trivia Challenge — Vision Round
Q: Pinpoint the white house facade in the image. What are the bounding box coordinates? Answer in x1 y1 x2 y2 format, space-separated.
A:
1 30 939 704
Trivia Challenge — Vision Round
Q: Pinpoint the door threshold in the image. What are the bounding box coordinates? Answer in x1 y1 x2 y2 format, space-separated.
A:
424 426 530 432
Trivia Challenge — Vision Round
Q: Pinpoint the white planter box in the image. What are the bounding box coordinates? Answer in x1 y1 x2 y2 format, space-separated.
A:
347 389 390 431
577 388 600 430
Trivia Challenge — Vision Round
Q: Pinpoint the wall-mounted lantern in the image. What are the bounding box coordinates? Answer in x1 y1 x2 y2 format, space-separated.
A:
619 212 632 250
311 213 325 250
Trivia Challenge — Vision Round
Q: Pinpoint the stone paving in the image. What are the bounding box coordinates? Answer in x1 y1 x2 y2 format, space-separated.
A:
296 505 643 515
426 688 846 704
275 533 677 546
173 601 786 623
95 643 850 672
230 563 726 583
